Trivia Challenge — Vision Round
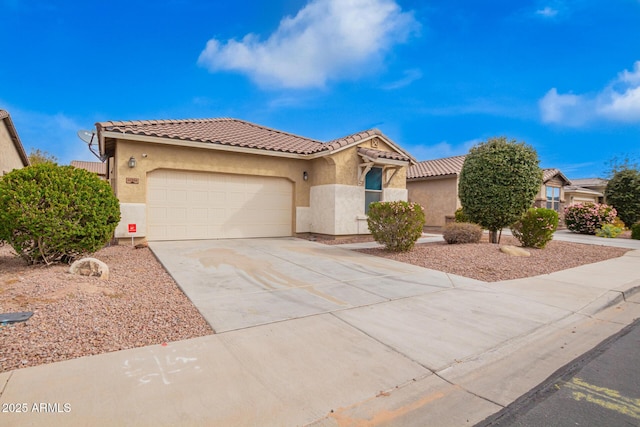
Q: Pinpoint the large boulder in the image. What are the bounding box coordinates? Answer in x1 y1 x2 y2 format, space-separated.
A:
500 245 531 257
69 258 109 280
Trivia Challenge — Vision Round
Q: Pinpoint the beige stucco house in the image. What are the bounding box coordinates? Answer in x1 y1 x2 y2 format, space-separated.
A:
532 168 571 213
407 155 571 227
564 178 607 205
406 155 465 227
95 118 415 243
0 109 29 176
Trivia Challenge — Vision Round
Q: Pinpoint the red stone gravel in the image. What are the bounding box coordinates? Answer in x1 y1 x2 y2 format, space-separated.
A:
0 244 213 373
355 236 629 282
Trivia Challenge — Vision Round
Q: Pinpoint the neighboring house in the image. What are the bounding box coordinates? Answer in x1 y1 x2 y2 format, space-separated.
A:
564 178 607 205
0 109 29 176
532 168 571 214
95 118 415 242
70 160 107 180
408 155 571 227
406 155 465 227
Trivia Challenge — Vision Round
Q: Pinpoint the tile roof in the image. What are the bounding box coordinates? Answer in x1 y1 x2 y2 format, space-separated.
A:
71 160 107 176
357 147 411 162
0 109 29 166
98 118 330 155
570 178 608 187
542 168 571 185
96 118 413 161
407 155 466 180
564 185 603 196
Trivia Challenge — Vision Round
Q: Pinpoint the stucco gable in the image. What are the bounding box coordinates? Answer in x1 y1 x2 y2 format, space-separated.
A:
0 109 29 168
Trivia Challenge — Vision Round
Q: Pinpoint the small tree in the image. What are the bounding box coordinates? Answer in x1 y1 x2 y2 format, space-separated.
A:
28 148 58 165
605 168 640 227
0 163 120 264
458 137 542 243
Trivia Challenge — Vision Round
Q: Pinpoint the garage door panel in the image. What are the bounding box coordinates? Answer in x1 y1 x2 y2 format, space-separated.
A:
147 170 292 241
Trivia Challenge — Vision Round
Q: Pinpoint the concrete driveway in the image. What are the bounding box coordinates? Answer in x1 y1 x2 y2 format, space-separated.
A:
149 238 479 332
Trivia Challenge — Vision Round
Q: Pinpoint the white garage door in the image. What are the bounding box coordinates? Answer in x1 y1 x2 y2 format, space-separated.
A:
147 170 292 241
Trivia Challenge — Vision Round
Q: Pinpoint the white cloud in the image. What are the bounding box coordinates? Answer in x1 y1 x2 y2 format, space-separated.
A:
536 6 559 17
409 139 479 161
197 0 419 89
539 61 640 126
382 68 423 90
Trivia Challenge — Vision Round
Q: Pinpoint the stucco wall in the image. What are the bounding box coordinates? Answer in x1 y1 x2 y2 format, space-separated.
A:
114 139 310 205
311 139 407 189
407 176 459 227
111 137 410 238
0 122 25 175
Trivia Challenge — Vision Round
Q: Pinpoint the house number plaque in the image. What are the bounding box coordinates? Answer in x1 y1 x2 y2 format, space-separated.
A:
126 177 139 184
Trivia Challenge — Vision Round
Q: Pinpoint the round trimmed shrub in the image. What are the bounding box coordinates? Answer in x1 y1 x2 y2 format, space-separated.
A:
0 163 120 264
442 222 483 244
510 208 558 248
631 223 640 240
563 203 617 235
367 201 425 252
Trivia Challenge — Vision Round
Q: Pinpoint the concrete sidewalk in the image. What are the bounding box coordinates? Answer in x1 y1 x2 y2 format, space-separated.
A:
1 246 639 426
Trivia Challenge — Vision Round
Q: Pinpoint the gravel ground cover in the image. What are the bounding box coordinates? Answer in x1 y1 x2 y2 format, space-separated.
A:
0 233 630 373
0 244 213 372
355 235 630 282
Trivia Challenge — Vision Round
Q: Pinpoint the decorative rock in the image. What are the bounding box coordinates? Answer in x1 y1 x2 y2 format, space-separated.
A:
69 258 110 280
500 245 531 257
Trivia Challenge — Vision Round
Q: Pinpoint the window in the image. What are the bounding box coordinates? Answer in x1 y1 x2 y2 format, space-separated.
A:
365 167 383 214
546 186 560 211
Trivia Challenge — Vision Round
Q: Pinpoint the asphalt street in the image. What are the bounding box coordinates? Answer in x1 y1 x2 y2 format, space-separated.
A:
476 317 640 427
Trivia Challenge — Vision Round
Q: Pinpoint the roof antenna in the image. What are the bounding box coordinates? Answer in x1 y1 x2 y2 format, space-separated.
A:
77 130 107 161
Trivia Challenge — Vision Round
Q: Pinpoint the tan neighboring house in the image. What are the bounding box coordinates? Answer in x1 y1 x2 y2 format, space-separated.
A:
406 155 465 227
0 109 29 176
564 178 607 205
532 168 571 213
70 160 107 180
95 117 415 243
407 155 571 227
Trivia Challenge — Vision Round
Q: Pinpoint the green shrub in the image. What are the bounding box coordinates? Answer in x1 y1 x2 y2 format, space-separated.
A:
595 224 623 238
510 208 558 249
631 223 640 240
454 207 469 223
0 163 120 265
563 203 617 235
367 201 425 252
442 222 483 244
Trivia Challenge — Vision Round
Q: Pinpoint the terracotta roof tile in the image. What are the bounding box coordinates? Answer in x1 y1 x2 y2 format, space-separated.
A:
96 118 414 162
71 160 106 176
97 118 326 155
408 155 466 180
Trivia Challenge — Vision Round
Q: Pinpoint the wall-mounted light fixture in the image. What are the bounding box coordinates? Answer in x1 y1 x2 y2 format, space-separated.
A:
303 171 308 181
128 156 136 168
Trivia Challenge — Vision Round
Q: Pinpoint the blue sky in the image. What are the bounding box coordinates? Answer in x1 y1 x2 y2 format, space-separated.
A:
1 0 639 178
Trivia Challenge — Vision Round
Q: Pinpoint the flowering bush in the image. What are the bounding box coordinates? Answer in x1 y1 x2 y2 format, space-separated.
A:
367 201 425 252
511 208 558 248
564 203 617 235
